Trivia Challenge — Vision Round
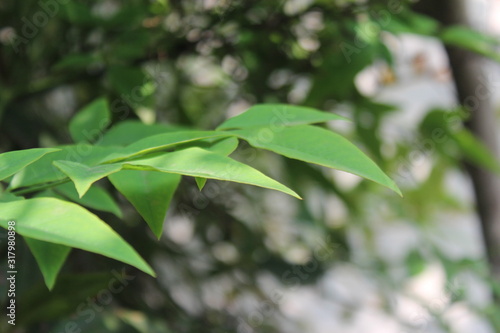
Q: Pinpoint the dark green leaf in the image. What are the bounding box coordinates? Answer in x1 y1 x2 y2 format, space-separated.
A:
69 98 111 143
54 182 122 218
24 237 71 290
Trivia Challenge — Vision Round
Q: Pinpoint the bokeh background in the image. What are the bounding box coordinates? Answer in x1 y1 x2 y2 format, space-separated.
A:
1 0 500 332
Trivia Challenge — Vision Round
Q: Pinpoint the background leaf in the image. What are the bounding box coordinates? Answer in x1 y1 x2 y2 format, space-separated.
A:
217 104 347 130
69 98 111 143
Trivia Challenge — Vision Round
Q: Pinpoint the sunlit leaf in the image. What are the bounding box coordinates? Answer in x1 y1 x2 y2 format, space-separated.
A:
0 198 155 276
124 147 301 199
53 160 122 197
233 125 401 195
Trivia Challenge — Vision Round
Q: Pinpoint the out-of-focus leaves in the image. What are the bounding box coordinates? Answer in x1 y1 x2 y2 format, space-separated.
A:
384 10 439 36
405 250 426 276
420 110 500 174
69 98 111 143
452 129 500 174
52 53 103 72
440 26 500 62
106 66 150 101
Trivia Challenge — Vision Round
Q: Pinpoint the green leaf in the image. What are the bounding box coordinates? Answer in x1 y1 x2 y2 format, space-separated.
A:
233 125 401 196
195 177 207 190
24 237 71 290
0 198 155 276
98 121 185 146
52 53 102 72
124 147 301 199
0 148 60 181
9 145 116 190
202 136 240 155
54 182 123 218
0 191 24 202
100 130 231 163
53 160 122 197
69 98 111 143
440 26 500 62
452 129 500 174
217 104 347 130
109 170 181 238
187 136 239 190
384 11 439 36
107 65 148 98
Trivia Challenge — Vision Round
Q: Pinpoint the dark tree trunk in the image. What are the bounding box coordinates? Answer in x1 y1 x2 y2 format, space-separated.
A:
416 0 500 282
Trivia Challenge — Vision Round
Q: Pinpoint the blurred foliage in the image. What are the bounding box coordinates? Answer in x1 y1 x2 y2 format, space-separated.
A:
1 0 500 332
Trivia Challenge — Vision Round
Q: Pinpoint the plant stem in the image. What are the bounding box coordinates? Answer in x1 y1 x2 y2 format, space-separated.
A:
10 178 71 196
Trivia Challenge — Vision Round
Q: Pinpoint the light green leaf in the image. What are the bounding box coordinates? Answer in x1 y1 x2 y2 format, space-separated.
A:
53 160 122 197
54 182 123 218
233 125 401 196
123 147 301 199
109 170 181 238
69 98 111 143
203 136 239 155
9 145 115 190
190 136 240 190
0 198 155 276
24 237 71 290
100 130 231 163
0 148 60 181
216 104 347 130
